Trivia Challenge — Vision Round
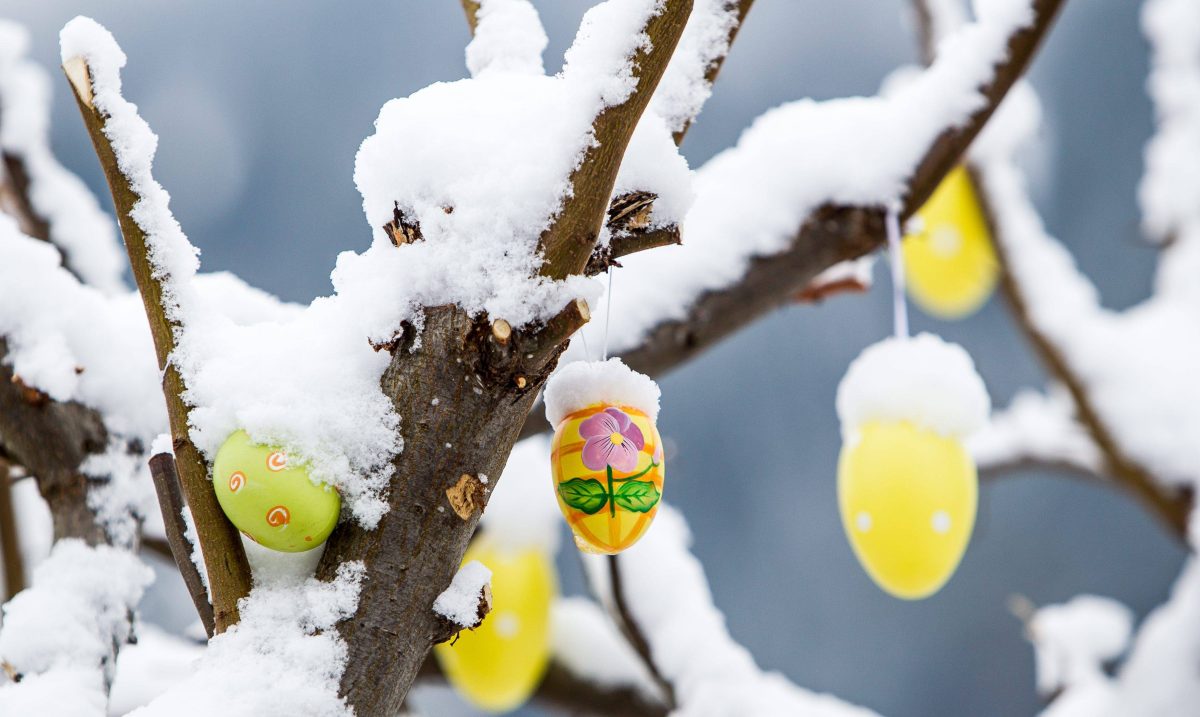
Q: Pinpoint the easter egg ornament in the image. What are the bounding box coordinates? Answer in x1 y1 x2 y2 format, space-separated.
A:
543 358 664 555
212 430 340 552
902 166 999 319
834 207 991 599
434 537 557 713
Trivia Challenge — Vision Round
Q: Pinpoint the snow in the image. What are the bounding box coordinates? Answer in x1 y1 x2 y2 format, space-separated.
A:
568 0 1039 360
0 541 153 715
1030 595 1133 697
129 561 365 717
580 506 877 716
108 625 203 716
0 20 125 294
836 332 990 441
970 387 1103 475
543 357 661 426
649 0 742 135
481 436 562 552
432 561 492 628
551 596 659 695
971 75 1200 488
465 0 548 77
180 506 210 598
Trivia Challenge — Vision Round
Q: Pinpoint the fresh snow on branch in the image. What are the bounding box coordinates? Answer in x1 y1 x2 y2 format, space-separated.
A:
433 561 492 629
969 387 1104 475
0 541 153 716
571 0 1039 358
0 20 125 293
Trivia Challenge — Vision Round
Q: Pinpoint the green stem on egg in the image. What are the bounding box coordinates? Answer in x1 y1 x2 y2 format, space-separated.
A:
607 465 616 517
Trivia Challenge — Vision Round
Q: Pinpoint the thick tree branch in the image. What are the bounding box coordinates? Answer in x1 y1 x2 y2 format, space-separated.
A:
62 57 252 631
148 452 216 637
0 339 109 544
537 0 693 279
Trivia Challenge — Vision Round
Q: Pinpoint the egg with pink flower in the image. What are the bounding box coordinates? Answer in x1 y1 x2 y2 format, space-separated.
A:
544 359 664 555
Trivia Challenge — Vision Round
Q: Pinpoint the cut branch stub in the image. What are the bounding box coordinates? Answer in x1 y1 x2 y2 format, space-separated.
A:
484 298 591 386
62 55 252 631
537 0 693 280
432 582 493 645
384 203 424 247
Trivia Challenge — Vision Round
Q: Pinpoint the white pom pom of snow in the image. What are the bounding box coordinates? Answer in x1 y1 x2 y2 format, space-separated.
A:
465 0 548 77
433 561 493 628
836 333 990 439
544 358 661 427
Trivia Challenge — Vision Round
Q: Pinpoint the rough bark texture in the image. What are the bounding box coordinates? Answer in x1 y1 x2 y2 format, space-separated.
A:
63 57 253 631
316 307 549 716
0 339 109 545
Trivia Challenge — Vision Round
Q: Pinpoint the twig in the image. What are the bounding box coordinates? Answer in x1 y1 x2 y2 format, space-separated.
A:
536 0 693 279
62 56 252 630
148 453 216 637
0 457 25 598
460 0 482 35
608 555 676 708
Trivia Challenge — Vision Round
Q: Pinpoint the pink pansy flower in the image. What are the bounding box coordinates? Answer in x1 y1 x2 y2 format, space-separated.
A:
580 407 645 473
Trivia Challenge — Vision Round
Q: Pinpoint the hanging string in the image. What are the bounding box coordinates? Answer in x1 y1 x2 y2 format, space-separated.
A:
602 265 614 361
885 203 909 339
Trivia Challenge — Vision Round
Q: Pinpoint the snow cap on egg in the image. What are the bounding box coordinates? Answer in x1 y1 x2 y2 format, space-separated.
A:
544 358 660 427
837 332 990 440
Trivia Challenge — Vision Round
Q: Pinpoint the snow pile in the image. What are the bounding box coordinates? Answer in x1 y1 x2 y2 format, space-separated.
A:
544 357 661 426
568 0 1037 358
0 541 153 715
465 0 548 77
0 20 125 293
129 561 365 717
481 435 562 552
1030 595 1133 697
581 506 877 716
836 333 990 440
432 561 492 628
970 387 1104 473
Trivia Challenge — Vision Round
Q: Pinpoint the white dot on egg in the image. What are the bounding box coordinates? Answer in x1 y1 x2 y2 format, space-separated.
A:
932 510 951 534
931 226 963 257
494 611 520 640
855 511 872 532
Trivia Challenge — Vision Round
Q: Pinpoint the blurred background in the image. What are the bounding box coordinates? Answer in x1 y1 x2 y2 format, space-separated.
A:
0 1 1182 715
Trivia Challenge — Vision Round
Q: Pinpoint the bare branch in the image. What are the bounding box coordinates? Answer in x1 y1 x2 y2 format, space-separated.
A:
62 56 252 630
460 0 482 35
537 0 693 279
608 555 676 707
148 453 216 637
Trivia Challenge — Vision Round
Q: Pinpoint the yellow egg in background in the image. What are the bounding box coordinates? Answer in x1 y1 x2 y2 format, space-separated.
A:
902 165 999 319
550 404 665 555
838 420 978 600
434 538 557 713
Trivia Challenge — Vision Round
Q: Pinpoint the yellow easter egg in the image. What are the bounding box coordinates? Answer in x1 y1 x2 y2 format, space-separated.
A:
434 539 556 713
903 166 999 319
550 404 664 555
838 420 977 599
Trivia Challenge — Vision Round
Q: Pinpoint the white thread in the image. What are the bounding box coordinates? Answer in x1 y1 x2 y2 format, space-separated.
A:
602 266 614 360
886 203 909 339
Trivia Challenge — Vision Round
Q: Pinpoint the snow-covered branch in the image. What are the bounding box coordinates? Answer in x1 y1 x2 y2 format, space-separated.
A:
61 18 253 629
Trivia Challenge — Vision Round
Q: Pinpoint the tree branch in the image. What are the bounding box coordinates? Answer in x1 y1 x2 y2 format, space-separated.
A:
672 0 756 145
0 457 24 599
148 452 216 637
903 0 1064 217
608 555 676 708
62 56 252 630
536 0 693 279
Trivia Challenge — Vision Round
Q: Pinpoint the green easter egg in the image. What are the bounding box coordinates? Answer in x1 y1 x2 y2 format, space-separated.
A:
212 430 340 552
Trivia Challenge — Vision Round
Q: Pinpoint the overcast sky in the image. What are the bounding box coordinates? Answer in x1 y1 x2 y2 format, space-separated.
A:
0 2 1183 715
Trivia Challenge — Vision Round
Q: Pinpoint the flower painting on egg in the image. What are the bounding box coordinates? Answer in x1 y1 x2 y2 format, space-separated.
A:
551 405 664 555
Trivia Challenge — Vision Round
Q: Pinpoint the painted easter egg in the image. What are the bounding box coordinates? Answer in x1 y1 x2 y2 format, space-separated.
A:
903 166 998 319
551 404 664 555
838 420 977 599
212 430 340 552
434 538 556 713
